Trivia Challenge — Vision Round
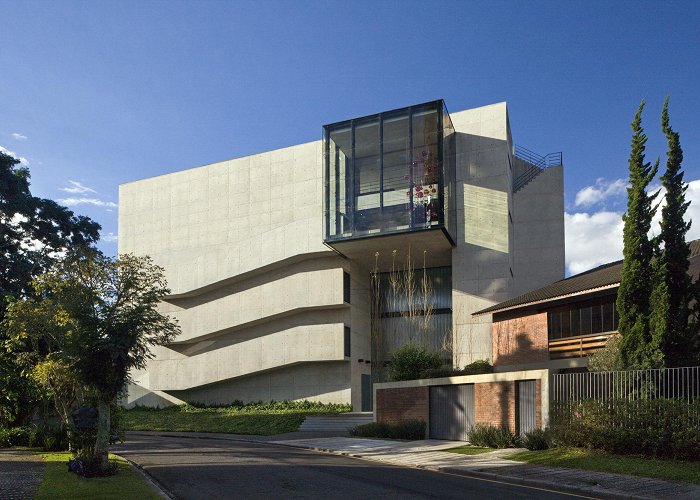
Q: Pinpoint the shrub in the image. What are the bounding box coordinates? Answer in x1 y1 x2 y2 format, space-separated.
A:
460 360 494 375
468 424 517 448
551 398 700 460
28 424 69 451
423 360 495 379
388 344 443 381
0 427 30 447
349 419 426 440
520 428 552 450
177 400 352 413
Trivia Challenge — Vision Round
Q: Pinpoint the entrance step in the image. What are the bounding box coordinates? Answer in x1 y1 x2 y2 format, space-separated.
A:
299 412 373 432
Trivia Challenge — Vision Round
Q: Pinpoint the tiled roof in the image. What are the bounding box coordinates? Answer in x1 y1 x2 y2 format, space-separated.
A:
475 238 700 316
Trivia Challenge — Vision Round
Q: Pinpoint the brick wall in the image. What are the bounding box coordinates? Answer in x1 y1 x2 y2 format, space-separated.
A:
475 381 517 433
377 378 543 436
473 379 542 434
492 310 549 367
376 387 428 425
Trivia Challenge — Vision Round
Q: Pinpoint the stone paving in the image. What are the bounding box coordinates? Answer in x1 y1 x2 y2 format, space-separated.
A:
0 449 45 500
272 437 700 500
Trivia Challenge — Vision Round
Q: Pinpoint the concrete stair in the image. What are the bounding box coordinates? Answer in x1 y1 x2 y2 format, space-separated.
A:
299 412 373 432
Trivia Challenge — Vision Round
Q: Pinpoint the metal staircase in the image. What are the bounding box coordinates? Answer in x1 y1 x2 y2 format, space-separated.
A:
512 145 562 192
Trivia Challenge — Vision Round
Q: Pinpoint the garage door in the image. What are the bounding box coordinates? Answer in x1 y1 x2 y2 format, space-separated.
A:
518 380 537 435
429 384 474 441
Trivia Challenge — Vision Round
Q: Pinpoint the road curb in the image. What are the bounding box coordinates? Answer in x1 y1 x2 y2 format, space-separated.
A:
116 453 176 500
282 443 641 500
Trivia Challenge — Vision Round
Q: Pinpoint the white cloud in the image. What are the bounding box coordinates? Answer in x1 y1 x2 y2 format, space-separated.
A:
565 179 700 276
574 178 628 208
58 197 117 208
565 211 624 275
101 232 118 243
60 180 97 194
0 145 29 165
11 132 28 140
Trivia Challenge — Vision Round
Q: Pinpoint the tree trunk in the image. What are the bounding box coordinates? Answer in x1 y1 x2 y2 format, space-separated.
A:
94 399 110 471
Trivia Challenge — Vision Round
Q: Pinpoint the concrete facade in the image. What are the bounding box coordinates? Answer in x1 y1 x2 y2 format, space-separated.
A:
119 101 564 410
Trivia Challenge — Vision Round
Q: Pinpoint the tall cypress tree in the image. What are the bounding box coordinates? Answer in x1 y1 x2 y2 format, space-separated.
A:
649 98 695 367
617 101 659 369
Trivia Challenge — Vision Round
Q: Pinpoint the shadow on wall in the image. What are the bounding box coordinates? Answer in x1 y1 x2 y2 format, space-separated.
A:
493 312 549 368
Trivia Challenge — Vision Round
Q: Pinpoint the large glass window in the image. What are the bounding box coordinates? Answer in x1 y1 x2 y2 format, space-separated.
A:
547 295 619 340
324 100 455 242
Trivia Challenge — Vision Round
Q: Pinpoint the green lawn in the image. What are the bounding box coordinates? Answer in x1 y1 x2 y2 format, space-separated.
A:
36 452 160 499
509 448 700 485
123 402 350 435
445 445 493 456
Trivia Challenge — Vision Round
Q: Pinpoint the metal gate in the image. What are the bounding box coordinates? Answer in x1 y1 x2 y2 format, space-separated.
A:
429 384 474 441
518 380 537 435
361 374 372 411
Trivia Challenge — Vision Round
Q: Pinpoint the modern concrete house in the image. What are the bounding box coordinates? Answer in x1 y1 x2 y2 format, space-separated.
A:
119 100 565 410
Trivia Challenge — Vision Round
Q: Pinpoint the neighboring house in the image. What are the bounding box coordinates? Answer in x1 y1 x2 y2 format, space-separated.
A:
476 239 700 372
119 100 565 410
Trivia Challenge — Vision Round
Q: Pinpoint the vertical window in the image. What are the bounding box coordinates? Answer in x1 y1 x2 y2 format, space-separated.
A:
580 306 592 335
602 301 614 332
592 302 603 334
343 271 351 303
344 326 351 357
570 308 580 336
561 309 571 338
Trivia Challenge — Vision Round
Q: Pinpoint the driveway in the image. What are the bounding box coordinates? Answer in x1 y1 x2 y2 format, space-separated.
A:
114 433 586 499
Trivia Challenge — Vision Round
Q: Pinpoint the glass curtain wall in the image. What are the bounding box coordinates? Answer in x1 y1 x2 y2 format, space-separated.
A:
324 100 455 242
371 266 452 382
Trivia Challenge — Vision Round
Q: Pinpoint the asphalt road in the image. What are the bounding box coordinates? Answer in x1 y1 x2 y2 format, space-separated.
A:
114 434 591 500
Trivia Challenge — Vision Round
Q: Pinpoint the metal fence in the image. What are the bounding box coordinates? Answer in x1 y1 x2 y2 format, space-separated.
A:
552 366 700 403
551 366 700 430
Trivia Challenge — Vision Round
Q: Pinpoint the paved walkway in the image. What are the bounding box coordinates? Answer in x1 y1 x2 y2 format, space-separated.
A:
271 437 700 500
0 449 45 500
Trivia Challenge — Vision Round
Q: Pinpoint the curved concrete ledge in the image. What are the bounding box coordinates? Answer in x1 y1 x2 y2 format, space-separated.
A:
149 323 347 391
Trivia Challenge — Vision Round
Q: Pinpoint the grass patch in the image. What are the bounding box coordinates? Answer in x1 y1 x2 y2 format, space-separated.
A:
36 452 160 499
509 447 700 485
445 445 493 456
123 401 351 435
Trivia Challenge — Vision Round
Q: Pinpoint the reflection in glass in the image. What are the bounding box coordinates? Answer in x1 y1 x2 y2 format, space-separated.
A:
324 100 455 243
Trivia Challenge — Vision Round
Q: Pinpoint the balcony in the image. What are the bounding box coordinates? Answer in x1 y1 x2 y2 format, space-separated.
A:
323 100 455 262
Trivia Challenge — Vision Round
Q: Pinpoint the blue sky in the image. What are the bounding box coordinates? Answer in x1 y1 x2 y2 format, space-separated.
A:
1 0 699 273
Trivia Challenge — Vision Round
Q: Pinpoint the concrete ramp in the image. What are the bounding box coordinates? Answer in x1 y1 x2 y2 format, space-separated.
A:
299 413 373 432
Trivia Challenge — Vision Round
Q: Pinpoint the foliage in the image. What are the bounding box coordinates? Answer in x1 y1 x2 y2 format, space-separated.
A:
123 400 350 435
181 399 352 413
349 419 426 440
388 343 443 381
551 398 700 460
0 426 30 447
0 150 100 427
31 358 82 449
617 100 660 369
650 98 697 368
467 424 517 448
4 248 180 471
36 452 161 500
422 359 494 378
509 447 700 485
0 424 69 451
520 428 552 451
588 334 624 372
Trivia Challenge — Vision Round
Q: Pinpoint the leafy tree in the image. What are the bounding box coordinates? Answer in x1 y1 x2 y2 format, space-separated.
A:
0 151 100 426
31 357 82 450
649 98 697 367
5 248 179 471
617 101 660 369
